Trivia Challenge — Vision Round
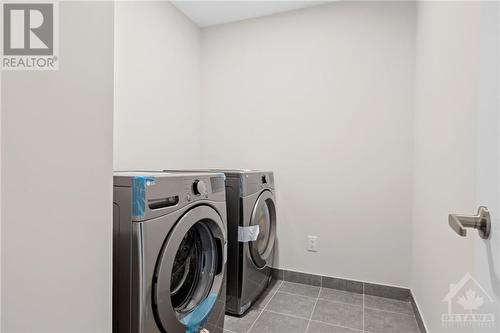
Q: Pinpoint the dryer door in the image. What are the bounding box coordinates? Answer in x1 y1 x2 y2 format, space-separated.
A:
153 205 226 333
249 190 277 268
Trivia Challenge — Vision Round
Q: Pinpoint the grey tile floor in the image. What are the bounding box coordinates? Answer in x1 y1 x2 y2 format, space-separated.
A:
223 279 421 333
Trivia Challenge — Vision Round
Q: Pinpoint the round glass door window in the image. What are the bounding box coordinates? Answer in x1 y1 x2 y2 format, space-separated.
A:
152 205 225 333
249 191 276 268
170 222 217 318
254 202 271 256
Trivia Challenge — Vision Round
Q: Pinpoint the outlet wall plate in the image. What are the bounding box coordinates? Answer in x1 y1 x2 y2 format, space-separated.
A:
307 235 318 252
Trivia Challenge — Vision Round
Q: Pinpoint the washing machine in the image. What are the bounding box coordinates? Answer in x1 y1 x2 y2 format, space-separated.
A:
113 171 227 333
164 170 277 316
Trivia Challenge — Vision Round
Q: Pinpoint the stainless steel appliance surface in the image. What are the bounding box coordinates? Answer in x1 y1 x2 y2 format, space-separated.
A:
113 171 227 333
163 169 277 316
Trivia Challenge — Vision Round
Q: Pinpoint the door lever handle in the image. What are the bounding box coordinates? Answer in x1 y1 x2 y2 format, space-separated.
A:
448 206 491 239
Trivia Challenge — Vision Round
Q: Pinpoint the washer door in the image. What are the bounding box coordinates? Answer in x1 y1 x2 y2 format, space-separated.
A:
153 205 226 333
249 190 277 268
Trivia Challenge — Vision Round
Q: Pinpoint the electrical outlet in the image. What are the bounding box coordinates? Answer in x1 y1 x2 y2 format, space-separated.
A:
307 236 318 252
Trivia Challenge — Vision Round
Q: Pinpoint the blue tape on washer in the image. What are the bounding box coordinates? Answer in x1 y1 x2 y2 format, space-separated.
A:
132 176 156 219
182 293 217 333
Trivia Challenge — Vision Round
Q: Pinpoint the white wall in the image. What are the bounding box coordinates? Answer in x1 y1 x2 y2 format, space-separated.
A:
200 1 416 286
474 2 500 332
1 2 114 332
114 1 201 170
411 1 483 331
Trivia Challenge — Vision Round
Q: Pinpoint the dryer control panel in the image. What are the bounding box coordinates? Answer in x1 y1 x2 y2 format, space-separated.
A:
239 171 275 197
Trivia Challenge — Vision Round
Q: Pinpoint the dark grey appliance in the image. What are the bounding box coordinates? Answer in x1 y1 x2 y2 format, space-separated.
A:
164 170 277 316
113 171 227 333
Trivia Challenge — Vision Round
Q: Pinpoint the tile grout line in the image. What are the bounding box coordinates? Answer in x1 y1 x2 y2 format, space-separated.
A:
276 290 318 299
276 287 366 308
364 306 417 317
280 280 363 295
278 289 412 316
303 286 321 333
265 309 311 321
366 293 413 303
246 279 283 333
263 280 284 309
262 285 364 332
244 302 264 332
308 320 364 333
239 279 415 333
264 308 365 332
315 296 362 307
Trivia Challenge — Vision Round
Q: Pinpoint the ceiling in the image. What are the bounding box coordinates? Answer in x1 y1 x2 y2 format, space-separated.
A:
172 1 331 27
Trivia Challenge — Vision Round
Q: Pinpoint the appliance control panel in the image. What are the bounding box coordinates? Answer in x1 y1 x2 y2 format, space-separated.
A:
183 175 225 203
239 171 275 196
113 171 226 221
259 172 274 189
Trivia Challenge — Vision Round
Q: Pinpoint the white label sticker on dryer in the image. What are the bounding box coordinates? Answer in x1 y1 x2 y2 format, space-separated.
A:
238 225 260 242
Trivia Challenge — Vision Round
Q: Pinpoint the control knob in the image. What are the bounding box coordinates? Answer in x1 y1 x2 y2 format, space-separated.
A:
193 180 207 196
